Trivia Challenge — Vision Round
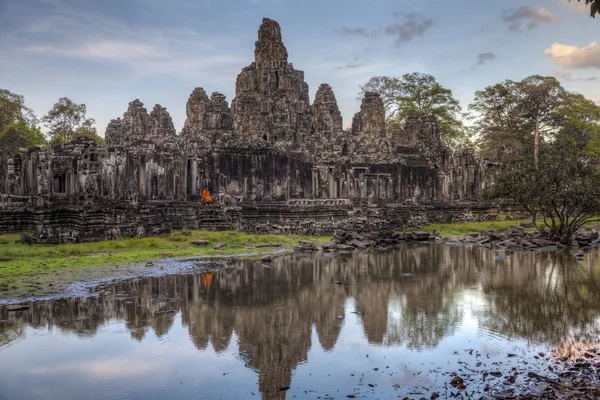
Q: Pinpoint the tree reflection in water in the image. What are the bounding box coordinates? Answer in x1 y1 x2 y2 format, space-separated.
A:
2 245 600 399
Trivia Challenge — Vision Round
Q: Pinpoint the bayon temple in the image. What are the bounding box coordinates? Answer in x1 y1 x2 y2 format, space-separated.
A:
0 18 491 242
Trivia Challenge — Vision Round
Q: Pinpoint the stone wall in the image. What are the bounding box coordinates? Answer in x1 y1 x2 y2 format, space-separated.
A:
0 18 490 243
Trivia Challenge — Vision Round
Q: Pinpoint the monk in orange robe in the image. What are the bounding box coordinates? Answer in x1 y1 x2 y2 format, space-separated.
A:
201 188 213 204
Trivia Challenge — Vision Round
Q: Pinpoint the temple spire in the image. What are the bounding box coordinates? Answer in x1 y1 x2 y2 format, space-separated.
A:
254 18 288 67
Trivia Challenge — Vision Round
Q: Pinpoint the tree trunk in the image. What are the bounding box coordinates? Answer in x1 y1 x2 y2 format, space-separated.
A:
534 113 540 169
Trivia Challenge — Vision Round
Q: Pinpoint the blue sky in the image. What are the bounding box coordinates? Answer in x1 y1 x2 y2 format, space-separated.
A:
0 0 598 134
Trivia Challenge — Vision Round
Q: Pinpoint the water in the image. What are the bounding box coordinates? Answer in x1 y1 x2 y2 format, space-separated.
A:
1 244 600 399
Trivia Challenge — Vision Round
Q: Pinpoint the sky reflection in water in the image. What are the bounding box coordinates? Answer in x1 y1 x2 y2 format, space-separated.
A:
1 244 600 399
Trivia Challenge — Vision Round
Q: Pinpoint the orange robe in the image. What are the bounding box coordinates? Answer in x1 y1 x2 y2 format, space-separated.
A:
201 189 213 204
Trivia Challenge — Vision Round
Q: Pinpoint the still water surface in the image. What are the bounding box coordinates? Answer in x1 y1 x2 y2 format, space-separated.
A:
1 245 600 399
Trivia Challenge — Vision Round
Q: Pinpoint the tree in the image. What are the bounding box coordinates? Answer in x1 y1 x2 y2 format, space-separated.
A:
0 121 47 153
485 141 600 244
550 93 600 153
360 73 465 147
0 89 36 132
359 76 402 123
469 76 570 164
0 89 46 154
518 75 568 167
43 97 99 145
572 0 599 17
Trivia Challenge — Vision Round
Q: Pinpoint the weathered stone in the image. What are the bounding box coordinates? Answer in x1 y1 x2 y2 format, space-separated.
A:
0 18 490 243
6 304 30 311
214 242 227 249
191 240 209 247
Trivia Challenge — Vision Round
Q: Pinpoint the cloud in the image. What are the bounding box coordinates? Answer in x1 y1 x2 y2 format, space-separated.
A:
336 26 379 38
385 13 434 46
501 7 557 31
4 1 246 81
25 41 156 61
551 68 597 82
559 0 589 13
475 52 496 65
545 42 600 69
335 57 369 70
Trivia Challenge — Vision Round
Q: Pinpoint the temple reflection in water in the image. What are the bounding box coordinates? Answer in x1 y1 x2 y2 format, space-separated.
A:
2 245 600 399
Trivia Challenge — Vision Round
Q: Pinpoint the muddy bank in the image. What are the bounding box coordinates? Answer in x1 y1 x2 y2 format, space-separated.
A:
0 249 288 305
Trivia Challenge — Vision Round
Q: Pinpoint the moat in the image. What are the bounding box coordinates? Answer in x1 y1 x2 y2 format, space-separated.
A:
1 245 600 399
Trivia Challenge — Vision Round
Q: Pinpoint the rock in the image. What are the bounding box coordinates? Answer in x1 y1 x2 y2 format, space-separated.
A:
191 240 209 247
6 304 30 311
18 234 33 245
412 230 431 240
214 242 227 249
520 222 536 228
261 255 272 262
0 265 5 269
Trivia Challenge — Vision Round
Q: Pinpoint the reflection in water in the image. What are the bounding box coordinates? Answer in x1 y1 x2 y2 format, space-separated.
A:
2 245 600 399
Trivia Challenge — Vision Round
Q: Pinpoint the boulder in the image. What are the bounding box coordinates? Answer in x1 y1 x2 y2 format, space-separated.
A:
214 242 227 249
191 240 209 247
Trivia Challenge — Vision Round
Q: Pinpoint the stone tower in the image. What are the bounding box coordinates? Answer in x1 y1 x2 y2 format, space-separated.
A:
231 18 311 145
351 92 386 139
181 88 234 147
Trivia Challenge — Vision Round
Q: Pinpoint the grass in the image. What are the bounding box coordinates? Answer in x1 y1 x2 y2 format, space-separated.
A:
0 231 329 294
410 217 535 237
415 216 600 238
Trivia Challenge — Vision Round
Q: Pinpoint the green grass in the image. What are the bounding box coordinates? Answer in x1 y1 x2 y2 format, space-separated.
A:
415 216 600 238
414 218 535 237
0 231 329 293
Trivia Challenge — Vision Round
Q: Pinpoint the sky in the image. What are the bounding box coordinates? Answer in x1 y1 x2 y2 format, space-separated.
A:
0 0 598 135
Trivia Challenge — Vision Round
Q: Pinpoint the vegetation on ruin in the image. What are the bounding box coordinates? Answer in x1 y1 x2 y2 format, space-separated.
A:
43 97 104 146
0 89 46 153
359 73 468 148
0 231 329 292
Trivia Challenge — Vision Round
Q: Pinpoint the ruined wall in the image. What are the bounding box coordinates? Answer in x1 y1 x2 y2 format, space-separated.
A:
0 18 489 242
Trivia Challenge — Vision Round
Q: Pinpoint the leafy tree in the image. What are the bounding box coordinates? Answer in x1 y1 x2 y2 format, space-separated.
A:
360 73 465 147
470 76 570 164
0 89 46 153
469 80 529 159
572 0 599 17
359 76 402 122
0 121 47 153
43 97 99 145
550 93 600 154
485 141 600 243
0 89 36 132
518 75 568 167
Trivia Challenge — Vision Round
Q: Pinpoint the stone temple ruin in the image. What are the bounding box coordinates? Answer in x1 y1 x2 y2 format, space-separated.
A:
0 18 489 243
